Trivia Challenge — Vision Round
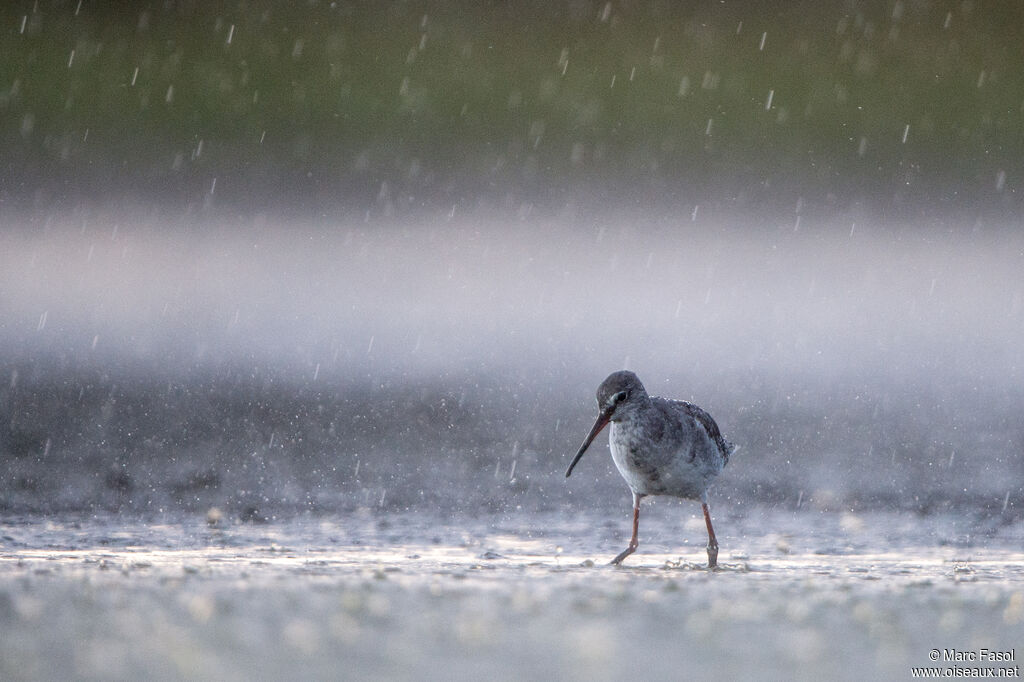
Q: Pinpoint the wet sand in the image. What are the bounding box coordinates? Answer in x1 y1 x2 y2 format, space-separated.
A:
1 511 1022 681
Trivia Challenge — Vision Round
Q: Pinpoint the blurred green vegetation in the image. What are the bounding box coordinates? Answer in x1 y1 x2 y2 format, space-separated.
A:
2 0 1022 216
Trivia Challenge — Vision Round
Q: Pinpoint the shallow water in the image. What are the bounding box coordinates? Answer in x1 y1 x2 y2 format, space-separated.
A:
2 509 1022 681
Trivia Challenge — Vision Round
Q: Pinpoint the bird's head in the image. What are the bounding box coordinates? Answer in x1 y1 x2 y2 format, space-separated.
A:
564 370 648 478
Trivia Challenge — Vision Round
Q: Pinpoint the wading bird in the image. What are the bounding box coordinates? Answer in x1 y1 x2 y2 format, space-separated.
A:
565 370 737 568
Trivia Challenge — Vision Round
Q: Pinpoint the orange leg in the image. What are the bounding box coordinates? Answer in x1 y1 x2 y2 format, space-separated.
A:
702 502 718 568
611 492 643 565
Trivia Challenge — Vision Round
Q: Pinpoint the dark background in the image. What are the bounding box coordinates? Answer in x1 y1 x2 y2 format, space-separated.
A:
4 0 1022 216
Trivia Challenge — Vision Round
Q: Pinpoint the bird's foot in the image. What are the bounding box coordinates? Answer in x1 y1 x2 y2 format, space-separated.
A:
707 542 719 570
610 544 637 565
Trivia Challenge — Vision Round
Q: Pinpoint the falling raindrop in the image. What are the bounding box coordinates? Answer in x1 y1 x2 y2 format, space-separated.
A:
996 170 1006 191
226 24 235 45
759 32 767 51
131 67 139 86
529 120 545 149
570 142 585 165
165 85 175 103
901 124 909 143
765 89 774 110
67 50 75 68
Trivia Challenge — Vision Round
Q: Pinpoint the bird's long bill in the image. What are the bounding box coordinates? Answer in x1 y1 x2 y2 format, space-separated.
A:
565 408 613 478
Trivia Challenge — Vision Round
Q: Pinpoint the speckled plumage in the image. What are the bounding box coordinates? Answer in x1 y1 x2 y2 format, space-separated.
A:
565 370 737 567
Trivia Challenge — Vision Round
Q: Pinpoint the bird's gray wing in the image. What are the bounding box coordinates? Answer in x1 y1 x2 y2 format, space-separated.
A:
664 399 736 464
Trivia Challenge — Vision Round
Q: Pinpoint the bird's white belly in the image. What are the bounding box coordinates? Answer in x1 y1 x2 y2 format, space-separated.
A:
608 422 715 500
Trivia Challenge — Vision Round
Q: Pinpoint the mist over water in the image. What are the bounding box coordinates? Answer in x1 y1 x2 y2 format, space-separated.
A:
2 208 1021 518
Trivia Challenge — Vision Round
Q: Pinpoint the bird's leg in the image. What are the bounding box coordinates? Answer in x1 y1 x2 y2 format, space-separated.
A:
611 492 643 565
702 502 718 569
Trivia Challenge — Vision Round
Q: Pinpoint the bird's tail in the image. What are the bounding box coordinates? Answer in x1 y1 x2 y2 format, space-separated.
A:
723 441 739 465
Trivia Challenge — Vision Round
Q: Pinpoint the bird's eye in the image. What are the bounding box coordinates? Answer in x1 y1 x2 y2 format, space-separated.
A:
614 391 628 404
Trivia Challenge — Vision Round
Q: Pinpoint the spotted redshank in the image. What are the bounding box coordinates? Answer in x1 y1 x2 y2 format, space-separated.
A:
565 370 737 568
